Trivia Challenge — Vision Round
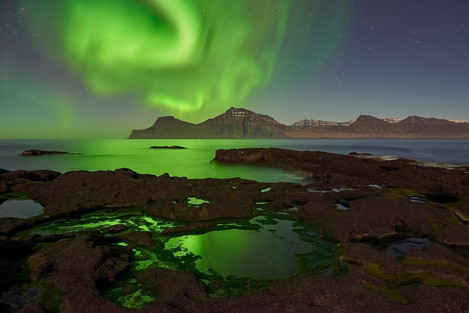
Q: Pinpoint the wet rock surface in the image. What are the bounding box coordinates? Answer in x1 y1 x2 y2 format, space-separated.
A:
106 224 128 234
161 222 214 235
0 149 468 312
117 231 155 247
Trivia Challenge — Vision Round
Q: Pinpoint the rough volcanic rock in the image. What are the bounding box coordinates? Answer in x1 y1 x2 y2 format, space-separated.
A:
28 233 130 284
403 242 469 269
0 236 32 293
137 267 207 304
106 224 128 234
10 169 300 222
161 222 214 235
0 216 47 236
296 194 334 222
17 305 46 313
0 169 61 195
118 231 155 247
319 197 453 242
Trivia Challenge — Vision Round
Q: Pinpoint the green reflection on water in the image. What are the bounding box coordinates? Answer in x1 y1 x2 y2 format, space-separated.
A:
17 208 342 308
10 139 310 183
164 216 319 279
186 197 210 207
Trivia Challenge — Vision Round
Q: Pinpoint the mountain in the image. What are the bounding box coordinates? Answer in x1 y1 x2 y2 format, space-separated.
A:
129 107 287 139
129 108 469 139
290 119 355 129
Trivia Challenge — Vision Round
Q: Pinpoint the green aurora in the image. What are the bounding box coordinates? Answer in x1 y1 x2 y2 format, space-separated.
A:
21 0 290 121
4 1 469 138
1 0 354 138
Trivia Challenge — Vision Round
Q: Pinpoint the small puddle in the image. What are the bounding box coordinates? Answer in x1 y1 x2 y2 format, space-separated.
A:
186 197 210 207
331 188 355 193
307 189 328 193
260 187 271 193
384 237 430 257
409 196 426 203
0 200 43 218
335 203 349 211
307 188 355 193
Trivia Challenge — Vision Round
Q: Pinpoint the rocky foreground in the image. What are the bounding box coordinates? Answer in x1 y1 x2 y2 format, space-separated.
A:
0 149 468 312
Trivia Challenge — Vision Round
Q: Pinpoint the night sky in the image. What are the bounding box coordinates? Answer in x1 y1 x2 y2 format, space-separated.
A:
1 0 468 138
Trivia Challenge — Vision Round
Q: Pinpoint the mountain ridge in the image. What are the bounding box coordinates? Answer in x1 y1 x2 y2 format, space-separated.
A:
129 107 469 139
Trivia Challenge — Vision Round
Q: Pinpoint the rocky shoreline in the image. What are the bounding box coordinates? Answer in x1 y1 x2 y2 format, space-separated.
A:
0 149 468 312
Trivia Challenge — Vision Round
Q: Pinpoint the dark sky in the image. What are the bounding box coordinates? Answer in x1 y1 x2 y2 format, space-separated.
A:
1 0 468 138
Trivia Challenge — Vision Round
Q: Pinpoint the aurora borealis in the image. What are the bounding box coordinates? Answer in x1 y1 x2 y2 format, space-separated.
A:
23 0 289 117
1 0 469 138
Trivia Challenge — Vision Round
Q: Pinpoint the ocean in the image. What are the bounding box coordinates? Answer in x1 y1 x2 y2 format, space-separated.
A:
1 139 468 183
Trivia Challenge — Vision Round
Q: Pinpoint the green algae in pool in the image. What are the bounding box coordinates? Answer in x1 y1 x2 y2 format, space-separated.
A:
17 209 342 308
15 208 180 237
0 199 43 218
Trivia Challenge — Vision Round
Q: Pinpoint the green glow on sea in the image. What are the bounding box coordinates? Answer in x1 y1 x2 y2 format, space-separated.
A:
9 139 310 183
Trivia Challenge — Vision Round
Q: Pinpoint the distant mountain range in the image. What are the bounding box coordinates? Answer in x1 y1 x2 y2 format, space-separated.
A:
129 107 469 139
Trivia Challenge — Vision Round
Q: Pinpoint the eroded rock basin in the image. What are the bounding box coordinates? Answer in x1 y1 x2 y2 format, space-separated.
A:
13 208 341 309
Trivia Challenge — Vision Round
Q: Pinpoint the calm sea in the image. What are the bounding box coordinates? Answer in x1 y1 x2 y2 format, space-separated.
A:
0 139 468 183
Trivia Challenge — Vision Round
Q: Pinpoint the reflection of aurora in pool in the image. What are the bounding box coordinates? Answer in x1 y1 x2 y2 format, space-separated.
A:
17 208 342 308
166 217 314 279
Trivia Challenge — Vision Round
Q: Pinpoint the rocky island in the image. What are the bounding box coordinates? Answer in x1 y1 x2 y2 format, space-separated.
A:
0 149 468 312
129 107 469 139
20 150 73 156
149 145 187 149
